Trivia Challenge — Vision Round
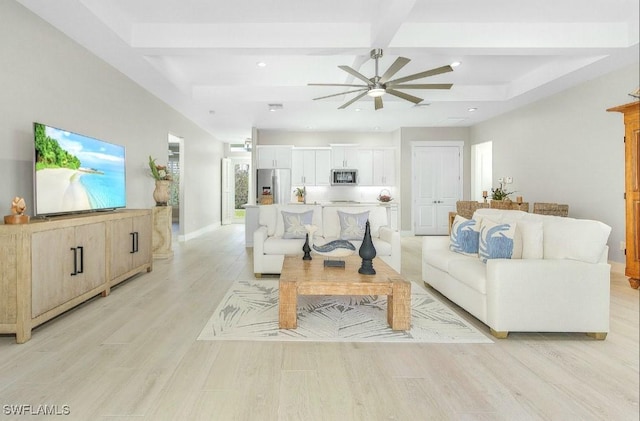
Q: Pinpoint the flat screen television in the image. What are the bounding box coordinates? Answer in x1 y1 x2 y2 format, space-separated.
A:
33 122 126 216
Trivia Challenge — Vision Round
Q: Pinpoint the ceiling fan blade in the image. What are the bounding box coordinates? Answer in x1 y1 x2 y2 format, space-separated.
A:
338 91 369 109
308 83 369 87
386 65 453 85
312 88 368 101
374 96 383 110
378 57 410 84
385 89 423 104
338 65 373 85
389 83 453 90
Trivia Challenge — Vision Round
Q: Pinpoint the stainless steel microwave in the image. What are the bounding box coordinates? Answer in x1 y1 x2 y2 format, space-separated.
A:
331 169 358 185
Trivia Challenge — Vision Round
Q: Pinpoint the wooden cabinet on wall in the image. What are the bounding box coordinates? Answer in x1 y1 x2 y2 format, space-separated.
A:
0 209 152 343
608 101 640 289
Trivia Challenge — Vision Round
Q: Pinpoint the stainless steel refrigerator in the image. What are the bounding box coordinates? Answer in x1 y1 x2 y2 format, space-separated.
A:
256 168 291 204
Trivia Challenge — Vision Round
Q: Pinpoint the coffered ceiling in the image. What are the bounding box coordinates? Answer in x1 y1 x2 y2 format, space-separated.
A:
17 0 640 142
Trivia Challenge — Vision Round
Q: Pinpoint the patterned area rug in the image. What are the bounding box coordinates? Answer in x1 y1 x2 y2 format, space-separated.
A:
197 280 492 343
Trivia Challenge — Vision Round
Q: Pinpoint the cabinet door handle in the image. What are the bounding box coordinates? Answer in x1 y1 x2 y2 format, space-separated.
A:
77 246 84 274
130 232 136 254
70 247 77 276
134 232 139 253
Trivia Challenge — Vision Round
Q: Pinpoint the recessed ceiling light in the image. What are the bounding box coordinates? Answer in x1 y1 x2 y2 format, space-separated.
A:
451 61 461 67
256 61 267 67
355 108 361 112
468 107 477 112
268 103 283 112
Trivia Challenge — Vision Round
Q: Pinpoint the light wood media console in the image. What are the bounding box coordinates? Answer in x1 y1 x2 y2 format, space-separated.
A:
0 209 152 343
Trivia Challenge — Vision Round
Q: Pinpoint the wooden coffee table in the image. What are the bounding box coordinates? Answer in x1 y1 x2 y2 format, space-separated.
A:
278 255 411 330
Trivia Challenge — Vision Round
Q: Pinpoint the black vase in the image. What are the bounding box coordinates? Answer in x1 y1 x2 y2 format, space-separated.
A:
358 220 376 275
302 233 312 260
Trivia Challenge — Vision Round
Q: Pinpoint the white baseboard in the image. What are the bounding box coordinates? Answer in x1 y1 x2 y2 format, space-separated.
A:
609 261 625 275
180 222 222 242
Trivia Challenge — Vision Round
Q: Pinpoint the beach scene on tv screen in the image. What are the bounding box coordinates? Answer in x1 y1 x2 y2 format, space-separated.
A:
35 123 126 215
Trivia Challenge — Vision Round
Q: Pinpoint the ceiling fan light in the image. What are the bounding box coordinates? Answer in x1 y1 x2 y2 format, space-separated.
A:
367 88 386 98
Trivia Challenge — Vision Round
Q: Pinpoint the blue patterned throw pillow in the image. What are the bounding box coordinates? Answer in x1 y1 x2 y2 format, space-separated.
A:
478 219 517 263
281 210 313 239
449 215 479 256
337 210 370 240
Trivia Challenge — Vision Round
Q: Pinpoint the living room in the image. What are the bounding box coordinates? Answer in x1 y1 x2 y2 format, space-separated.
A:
1 0 638 419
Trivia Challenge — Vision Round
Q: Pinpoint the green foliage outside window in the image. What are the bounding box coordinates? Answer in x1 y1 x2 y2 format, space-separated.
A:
235 164 249 210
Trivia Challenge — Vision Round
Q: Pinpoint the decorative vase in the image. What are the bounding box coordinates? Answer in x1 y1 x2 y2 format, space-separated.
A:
153 180 171 206
302 233 312 260
358 220 377 275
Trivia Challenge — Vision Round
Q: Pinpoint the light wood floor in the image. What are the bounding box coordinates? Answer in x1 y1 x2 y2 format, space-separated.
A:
0 224 638 420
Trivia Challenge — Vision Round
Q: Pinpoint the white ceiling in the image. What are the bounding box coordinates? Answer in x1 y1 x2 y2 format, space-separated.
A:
17 0 640 143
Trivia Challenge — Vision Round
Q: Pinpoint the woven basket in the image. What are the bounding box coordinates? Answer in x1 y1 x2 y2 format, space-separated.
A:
260 195 273 205
533 203 568 217
490 200 513 210
456 201 489 219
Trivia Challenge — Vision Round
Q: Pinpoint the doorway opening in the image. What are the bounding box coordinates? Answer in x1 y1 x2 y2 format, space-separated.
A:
233 160 250 223
168 134 183 237
222 157 251 225
471 141 492 201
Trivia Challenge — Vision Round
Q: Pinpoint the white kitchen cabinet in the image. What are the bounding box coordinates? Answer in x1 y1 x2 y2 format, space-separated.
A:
331 146 359 169
315 149 331 185
256 145 292 169
356 149 373 185
372 149 395 186
291 149 316 185
292 148 331 186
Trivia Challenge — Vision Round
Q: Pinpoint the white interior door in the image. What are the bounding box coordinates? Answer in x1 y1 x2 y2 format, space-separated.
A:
413 144 462 235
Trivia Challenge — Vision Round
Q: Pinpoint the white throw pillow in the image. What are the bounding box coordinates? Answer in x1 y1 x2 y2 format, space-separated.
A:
478 219 521 263
515 218 544 259
281 210 313 239
449 215 479 256
337 210 369 240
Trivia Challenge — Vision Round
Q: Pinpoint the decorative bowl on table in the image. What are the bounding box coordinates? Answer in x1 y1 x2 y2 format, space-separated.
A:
377 189 392 203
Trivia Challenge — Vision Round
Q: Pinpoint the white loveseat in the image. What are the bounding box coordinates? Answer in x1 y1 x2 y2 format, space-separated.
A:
422 208 612 339
253 204 401 276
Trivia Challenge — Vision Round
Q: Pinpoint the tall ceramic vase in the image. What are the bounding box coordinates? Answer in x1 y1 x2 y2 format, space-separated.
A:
153 180 171 206
358 220 377 275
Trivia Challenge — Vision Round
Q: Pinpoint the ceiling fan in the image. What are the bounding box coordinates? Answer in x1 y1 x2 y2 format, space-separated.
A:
309 49 453 110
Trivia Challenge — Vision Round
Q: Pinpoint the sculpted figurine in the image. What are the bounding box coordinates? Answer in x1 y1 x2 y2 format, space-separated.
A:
4 197 29 224
11 197 26 215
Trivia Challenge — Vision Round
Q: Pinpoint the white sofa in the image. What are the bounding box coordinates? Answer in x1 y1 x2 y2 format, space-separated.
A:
254 204 401 276
422 208 612 339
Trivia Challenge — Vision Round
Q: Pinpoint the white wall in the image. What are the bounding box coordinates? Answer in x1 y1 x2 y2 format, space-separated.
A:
470 63 639 264
0 1 224 238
